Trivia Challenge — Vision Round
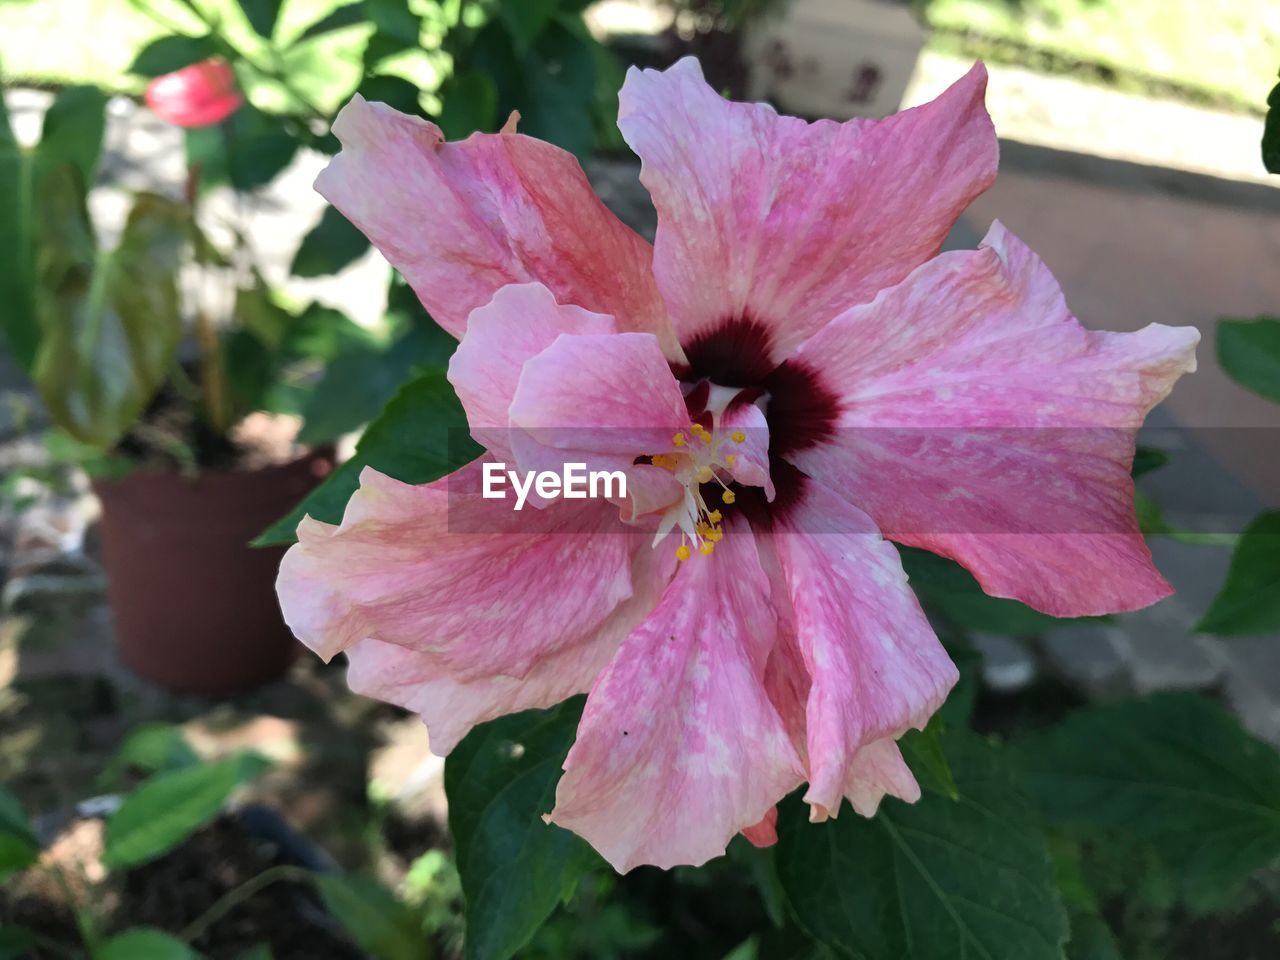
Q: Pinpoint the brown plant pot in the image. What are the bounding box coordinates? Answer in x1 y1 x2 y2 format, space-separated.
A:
92 446 334 696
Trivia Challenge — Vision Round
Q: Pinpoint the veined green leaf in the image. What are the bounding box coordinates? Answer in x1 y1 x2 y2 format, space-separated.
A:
1021 693 1280 901
33 171 186 448
0 84 107 373
776 729 1068 960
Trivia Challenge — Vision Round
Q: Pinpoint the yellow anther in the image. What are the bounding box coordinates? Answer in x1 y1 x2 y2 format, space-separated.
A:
651 454 676 470
699 541 716 556
695 465 714 484
731 430 746 443
672 432 686 447
690 422 706 435
724 453 737 467
722 489 737 505
707 510 722 523
707 528 724 543
675 543 692 561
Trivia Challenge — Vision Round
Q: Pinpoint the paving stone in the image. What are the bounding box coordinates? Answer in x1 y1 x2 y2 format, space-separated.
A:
1112 598 1227 694
1219 634 1280 746
969 632 1038 693
1041 624 1132 700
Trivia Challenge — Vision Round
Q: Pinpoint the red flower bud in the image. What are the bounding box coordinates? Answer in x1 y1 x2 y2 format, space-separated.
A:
145 57 242 128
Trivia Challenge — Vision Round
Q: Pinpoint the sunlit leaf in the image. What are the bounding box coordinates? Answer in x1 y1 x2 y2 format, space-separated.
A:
103 752 269 868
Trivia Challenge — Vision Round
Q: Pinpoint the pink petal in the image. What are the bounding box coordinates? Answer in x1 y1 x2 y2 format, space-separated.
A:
548 519 804 871
315 97 674 349
787 222 1200 617
617 58 996 358
740 807 779 848
276 465 646 679
341 543 676 754
448 283 616 457
769 481 956 820
509 332 690 458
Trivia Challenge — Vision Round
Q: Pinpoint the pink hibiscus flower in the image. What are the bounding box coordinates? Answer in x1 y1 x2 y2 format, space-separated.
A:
276 59 1198 872
145 58 242 128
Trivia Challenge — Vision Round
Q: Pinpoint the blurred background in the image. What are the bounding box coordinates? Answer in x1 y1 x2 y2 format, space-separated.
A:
2 1 1279 958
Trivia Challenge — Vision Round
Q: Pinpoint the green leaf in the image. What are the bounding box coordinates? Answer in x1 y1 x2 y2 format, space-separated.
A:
364 0 421 47
294 330 432 444
899 546 1080 635
238 0 284 40
294 2 365 45
776 729 1068 960
103 753 269 868
95 928 203 960
1050 840 1122 960
185 104 299 193
1217 315 1280 402
1130 445 1169 478
496 0 560 54
0 927 37 960
33 175 187 449
274 18 375 116
38 86 109 186
1021 693 1280 900
467 19 597 158
236 947 274 960
438 71 498 140
898 720 958 801
256 366 479 544
314 873 429 960
0 84 107 373
357 74 426 118
1198 511 1280 635
0 787 39 881
446 699 600 960
100 723 200 786
290 205 370 277
1264 77 1279 175
128 35 219 76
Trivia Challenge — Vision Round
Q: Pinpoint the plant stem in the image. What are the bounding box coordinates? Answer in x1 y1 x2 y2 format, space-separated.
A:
178 864 316 944
187 164 230 435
